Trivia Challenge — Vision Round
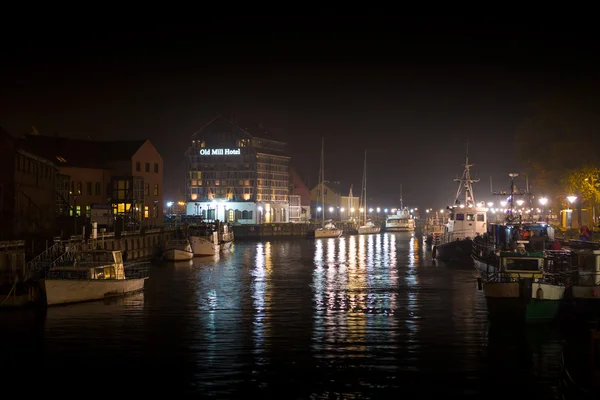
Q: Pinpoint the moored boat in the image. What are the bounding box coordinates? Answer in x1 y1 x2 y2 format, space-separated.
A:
357 150 380 235
163 239 194 261
40 249 149 306
313 138 343 239
565 249 600 322
433 143 486 262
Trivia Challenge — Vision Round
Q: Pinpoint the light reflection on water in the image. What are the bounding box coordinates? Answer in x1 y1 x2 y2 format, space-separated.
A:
0 233 564 398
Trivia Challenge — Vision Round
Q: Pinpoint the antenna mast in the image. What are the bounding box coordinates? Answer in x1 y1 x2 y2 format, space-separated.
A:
453 139 480 207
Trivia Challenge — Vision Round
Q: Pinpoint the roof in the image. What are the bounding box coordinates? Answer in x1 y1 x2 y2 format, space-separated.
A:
0 126 55 165
21 134 147 168
310 181 347 195
192 115 285 144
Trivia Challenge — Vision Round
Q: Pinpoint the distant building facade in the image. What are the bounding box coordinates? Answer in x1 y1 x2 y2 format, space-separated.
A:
185 116 290 223
289 168 311 222
22 134 164 234
0 127 58 240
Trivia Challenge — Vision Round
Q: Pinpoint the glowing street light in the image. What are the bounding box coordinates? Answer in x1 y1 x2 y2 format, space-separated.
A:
516 200 524 206
487 202 493 207
328 207 334 213
539 197 548 206
567 195 577 205
500 201 507 207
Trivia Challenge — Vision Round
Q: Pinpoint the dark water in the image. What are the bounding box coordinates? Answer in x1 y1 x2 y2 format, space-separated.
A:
1 233 567 398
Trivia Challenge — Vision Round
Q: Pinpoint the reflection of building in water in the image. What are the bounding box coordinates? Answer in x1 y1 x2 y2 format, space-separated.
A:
252 242 273 357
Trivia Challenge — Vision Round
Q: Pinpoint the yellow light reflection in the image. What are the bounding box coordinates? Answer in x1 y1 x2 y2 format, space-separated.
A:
405 235 420 345
252 242 273 360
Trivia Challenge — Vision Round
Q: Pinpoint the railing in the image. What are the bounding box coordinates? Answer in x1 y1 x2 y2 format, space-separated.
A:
49 241 84 269
124 262 151 279
45 261 150 280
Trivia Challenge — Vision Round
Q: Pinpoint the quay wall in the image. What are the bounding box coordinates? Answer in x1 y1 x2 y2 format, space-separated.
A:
0 228 178 290
83 228 177 261
232 223 358 239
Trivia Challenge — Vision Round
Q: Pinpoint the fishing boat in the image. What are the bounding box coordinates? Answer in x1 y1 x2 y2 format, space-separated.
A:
565 248 600 322
357 150 380 235
314 138 343 239
188 222 221 256
422 211 445 246
433 143 487 262
163 238 194 261
472 174 565 322
40 249 149 306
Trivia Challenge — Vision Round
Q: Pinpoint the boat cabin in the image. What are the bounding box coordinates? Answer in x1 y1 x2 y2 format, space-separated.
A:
51 250 125 280
571 249 600 286
445 204 487 239
484 222 554 251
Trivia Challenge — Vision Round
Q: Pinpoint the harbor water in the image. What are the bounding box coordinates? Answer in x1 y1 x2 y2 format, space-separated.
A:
1 233 568 398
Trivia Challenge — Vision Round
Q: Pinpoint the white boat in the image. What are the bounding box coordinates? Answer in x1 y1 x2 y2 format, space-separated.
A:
357 150 381 235
433 143 487 262
219 223 234 251
315 220 343 238
314 137 343 239
190 233 220 256
385 184 415 232
40 249 149 306
188 223 222 256
163 239 194 261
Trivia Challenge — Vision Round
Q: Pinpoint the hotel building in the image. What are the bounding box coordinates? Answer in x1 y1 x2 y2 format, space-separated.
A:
185 116 290 224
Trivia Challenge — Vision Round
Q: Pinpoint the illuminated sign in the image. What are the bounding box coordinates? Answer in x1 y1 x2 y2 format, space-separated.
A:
199 148 241 156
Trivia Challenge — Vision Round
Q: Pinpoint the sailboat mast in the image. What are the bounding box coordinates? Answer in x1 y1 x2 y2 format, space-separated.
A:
363 150 367 224
321 137 325 224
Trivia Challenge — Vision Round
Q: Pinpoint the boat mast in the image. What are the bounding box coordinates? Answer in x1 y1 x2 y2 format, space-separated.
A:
453 140 480 207
400 184 403 210
320 137 325 224
362 150 367 224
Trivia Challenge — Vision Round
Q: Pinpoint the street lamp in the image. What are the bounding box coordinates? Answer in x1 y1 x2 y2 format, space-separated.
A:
487 202 493 208
516 200 524 206
567 195 577 229
539 197 548 222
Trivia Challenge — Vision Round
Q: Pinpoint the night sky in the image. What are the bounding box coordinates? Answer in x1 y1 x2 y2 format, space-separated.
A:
1 18 598 210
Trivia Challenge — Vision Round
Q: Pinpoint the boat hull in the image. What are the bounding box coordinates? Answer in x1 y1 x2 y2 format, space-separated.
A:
163 248 194 261
190 235 220 256
357 226 380 235
385 227 414 232
41 278 147 306
314 229 343 238
471 254 498 275
434 238 473 262
484 281 564 322
565 286 600 321
220 240 233 251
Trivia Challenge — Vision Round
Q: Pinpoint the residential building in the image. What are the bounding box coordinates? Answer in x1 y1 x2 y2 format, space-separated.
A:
289 168 311 222
339 186 360 221
22 134 164 232
310 181 343 220
0 127 57 240
185 115 291 223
